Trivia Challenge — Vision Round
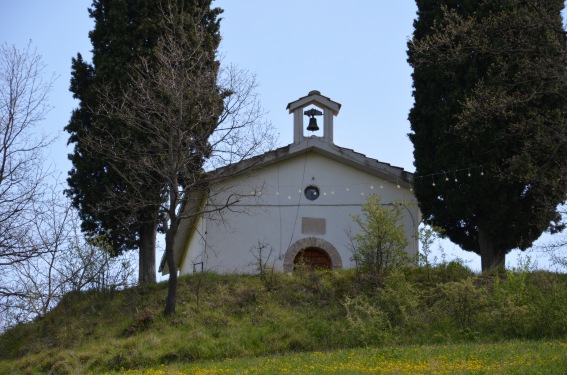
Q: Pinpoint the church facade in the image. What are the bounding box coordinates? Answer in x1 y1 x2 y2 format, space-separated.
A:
162 91 419 275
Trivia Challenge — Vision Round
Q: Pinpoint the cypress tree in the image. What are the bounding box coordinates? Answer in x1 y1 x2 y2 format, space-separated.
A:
408 0 567 270
66 0 222 283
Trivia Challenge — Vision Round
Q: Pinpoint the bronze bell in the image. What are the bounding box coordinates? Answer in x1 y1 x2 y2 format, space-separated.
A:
304 108 322 132
306 116 319 132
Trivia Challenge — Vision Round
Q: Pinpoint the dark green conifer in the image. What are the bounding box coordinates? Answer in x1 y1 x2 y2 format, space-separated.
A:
66 0 222 283
408 0 567 270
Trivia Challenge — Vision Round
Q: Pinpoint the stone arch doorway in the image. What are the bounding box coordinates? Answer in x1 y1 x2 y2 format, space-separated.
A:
293 247 332 270
283 237 342 272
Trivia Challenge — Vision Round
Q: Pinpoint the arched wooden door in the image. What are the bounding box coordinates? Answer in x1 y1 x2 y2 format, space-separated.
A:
293 247 332 270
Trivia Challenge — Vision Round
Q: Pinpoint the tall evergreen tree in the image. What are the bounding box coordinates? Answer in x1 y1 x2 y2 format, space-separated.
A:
66 0 222 283
408 0 567 271
81 2 273 315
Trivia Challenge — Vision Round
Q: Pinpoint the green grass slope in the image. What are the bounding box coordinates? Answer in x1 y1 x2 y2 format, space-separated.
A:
1 265 566 374
103 341 567 375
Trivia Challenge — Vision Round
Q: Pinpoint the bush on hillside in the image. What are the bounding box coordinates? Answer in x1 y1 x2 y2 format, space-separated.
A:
349 195 412 287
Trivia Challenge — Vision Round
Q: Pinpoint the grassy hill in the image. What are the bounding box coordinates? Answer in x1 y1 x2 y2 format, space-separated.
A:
1 264 566 374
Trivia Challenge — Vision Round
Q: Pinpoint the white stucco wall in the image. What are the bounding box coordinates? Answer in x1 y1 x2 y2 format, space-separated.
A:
179 151 419 275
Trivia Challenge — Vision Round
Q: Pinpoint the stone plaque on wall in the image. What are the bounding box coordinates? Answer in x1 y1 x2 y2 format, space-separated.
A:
301 217 326 235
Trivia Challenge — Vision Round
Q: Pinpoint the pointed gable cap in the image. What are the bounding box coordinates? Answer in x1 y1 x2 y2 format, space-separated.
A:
286 90 341 115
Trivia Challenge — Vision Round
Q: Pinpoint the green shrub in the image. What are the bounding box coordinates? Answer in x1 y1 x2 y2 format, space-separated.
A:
432 277 488 333
525 272 567 338
349 195 412 287
483 270 567 339
374 270 420 331
341 294 392 347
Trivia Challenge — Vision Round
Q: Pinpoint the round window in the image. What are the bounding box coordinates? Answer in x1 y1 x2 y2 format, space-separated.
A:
304 186 320 201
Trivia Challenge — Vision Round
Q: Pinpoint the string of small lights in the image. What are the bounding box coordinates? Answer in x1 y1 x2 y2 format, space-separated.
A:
413 165 485 187
265 165 486 198
233 166 487 203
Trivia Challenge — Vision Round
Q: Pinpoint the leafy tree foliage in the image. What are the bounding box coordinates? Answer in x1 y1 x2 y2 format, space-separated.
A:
65 0 222 283
349 195 410 286
408 0 567 270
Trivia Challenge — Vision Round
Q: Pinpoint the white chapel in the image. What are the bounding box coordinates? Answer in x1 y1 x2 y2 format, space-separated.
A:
161 90 419 275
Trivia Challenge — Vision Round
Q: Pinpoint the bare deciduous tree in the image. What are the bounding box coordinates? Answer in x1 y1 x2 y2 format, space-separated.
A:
533 205 567 272
0 43 135 332
1 183 136 331
0 42 55 304
88 3 275 316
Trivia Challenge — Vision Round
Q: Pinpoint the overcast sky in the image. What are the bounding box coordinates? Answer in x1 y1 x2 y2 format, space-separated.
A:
1 1 562 271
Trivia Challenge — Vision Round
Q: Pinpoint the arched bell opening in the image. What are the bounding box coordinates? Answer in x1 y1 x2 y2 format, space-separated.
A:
287 90 341 145
293 247 332 271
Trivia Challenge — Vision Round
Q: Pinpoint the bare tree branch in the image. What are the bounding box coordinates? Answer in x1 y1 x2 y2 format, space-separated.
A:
0 41 54 267
84 2 275 315
1 182 136 331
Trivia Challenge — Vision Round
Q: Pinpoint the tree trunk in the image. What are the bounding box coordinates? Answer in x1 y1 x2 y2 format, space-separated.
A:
478 226 506 272
138 220 157 284
164 227 177 316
